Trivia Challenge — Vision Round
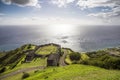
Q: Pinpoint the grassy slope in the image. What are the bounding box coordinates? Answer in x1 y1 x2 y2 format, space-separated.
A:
83 50 120 69
0 44 36 67
0 58 46 76
62 48 73 64
4 69 51 80
0 52 6 66
0 44 41 76
1 44 120 80
3 59 46 80
4 70 38 80
0 52 6 58
26 64 120 80
35 45 58 55
65 53 89 64
23 44 36 51
64 48 89 64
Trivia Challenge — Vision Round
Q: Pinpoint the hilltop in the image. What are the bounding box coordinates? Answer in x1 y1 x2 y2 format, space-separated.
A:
0 43 120 80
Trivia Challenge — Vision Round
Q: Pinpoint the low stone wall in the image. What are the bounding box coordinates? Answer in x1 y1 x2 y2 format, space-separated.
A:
23 43 62 65
35 43 61 51
62 47 74 52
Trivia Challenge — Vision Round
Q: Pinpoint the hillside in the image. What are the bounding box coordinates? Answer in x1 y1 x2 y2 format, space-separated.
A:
0 43 120 80
26 64 120 80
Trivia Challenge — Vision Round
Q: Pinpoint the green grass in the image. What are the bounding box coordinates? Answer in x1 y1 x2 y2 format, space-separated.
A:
62 48 73 64
65 55 72 64
0 52 6 58
16 58 46 68
4 69 39 80
23 44 36 51
62 48 73 54
81 53 89 61
65 51 87 64
83 51 120 69
0 58 47 76
16 55 26 66
26 64 120 80
35 45 58 55
4 73 23 80
1 44 120 80
0 44 36 68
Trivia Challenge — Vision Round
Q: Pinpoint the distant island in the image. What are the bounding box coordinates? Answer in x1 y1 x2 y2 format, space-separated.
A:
0 43 120 80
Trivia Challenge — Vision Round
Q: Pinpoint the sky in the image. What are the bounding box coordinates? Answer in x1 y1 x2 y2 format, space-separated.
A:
0 0 120 25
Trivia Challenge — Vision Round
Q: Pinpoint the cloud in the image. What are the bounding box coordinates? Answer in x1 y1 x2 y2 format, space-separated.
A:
77 0 120 19
0 17 2 21
0 13 5 16
77 0 114 10
0 13 5 21
1 0 41 8
88 7 120 18
51 0 75 7
0 16 102 25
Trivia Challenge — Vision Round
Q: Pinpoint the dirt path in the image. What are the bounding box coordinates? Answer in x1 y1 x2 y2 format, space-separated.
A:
0 66 46 80
0 50 68 79
59 50 68 66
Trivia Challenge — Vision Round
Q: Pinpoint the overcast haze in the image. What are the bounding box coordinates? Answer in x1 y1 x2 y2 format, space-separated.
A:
0 0 120 25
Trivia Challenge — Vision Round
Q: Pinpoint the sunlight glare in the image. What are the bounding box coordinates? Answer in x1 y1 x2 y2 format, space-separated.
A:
49 24 74 35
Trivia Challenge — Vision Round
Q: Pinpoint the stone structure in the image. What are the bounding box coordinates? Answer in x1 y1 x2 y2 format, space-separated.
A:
25 50 35 62
24 43 62 66
47 53 60 66
46 43 61 66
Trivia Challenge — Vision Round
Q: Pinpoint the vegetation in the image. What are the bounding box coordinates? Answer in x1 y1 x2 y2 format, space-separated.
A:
0 44 44 76
65 55 72 64
81 50 120 69
26 64 120 80
22 44 36 51
0 43 120 80
65 53 89 64
62 48 73 64
0 52 6 59
35 44 58 55
3 70 36 80
0 44 36 67
69 52 81 61
80 53 89 61
0 58 46 76
22 72 30 79
0 48 26 69
0 67 6 73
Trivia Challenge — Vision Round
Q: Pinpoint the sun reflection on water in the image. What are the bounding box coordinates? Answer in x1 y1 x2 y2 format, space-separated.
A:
49 24 76 35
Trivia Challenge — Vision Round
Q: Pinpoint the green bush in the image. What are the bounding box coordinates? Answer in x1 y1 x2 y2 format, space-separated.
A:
34 70 39 73
44 76 48 79
28 44 32 49
0 67 6 73
22 72 30 79
81 54 120 69
69 52 81 61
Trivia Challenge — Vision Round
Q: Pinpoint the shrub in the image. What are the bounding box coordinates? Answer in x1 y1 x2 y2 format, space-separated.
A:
28 44 32 49
44 76 48 79
22 72 30 79
69 52 81 61
0 67 6 73
34 70 39 73
81 53 120 69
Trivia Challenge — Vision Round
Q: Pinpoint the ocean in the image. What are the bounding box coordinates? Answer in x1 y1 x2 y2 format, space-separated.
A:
0 25 120 52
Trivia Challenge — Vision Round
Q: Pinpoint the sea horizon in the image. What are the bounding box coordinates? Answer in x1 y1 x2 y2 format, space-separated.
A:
0 25 120 52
